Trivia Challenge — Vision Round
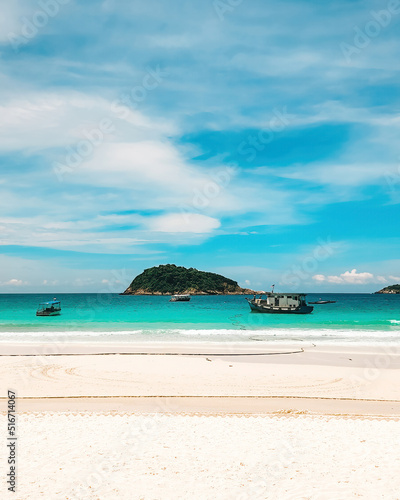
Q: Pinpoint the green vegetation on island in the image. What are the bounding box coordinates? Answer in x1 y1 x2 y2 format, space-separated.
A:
122 264 255 295
375 284 400 294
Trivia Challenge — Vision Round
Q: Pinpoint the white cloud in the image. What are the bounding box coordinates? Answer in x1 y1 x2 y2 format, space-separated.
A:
148 213 220 234
0 86 307 254
0 93 175 153
0 3 27 43
77 141 204 193
230 50 323 77
313 274 328 282
277 163 387 187
319 165 397 188
0 255 136 293
287 101 400 130
146 34 196 49
312 269 388 285
0 215 148 253
0 5 398 260
2 279 25 286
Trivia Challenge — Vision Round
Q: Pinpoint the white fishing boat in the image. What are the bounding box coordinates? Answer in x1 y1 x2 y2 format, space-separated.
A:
247 289 313 314
170 294 191 302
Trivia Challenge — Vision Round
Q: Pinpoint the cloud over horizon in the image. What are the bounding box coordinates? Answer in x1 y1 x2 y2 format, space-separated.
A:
313 269 388 286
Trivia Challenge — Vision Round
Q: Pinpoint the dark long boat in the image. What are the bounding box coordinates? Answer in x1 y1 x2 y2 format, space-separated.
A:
309 300 336 305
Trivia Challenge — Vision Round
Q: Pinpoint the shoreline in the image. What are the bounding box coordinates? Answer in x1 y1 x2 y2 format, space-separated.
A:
1 338 399 353
0 338 399 352
1 325 400 348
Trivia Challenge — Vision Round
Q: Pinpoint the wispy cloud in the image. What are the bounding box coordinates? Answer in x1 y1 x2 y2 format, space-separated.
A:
1 0 399 291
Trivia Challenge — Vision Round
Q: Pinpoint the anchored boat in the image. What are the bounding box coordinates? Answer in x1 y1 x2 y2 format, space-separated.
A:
36 299 61 316
170 294 191 302
247 292 313 314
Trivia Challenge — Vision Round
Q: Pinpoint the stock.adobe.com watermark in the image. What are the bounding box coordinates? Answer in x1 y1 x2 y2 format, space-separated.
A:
237 107 291 162
281 237 335 289
384 155 400 197
52 119 115 182
6 390 17 493
53 65 168 182
8 0 71 52
340 1 400 64
179 164 238 223
113 66 168 117
213 0 243 21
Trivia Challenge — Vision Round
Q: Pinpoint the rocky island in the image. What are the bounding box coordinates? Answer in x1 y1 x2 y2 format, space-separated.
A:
375 284 400 294
122 264 255 295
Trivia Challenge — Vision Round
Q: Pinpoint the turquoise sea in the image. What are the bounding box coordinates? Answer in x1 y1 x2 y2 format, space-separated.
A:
0 293 399 345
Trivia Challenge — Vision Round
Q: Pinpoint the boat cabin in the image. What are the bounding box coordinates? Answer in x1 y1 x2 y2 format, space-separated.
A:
257 293 308 308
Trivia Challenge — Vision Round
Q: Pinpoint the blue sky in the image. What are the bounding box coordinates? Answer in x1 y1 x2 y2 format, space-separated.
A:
0 0 399 292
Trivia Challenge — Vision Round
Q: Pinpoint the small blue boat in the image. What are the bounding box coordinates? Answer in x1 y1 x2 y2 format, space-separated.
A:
36 299 61 317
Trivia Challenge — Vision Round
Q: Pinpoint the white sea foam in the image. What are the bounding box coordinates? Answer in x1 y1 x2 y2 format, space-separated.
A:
0 326 399 346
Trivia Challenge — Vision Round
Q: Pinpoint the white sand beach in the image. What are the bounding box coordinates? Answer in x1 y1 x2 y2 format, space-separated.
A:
1 341 400 499
1 412 400 500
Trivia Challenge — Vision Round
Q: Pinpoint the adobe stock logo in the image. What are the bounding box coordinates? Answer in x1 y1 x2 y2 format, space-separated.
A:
340 1 400 64
53 119 116 182
213 0 243 21
280 238 336 290
237 107 290 163
8 0 71 52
